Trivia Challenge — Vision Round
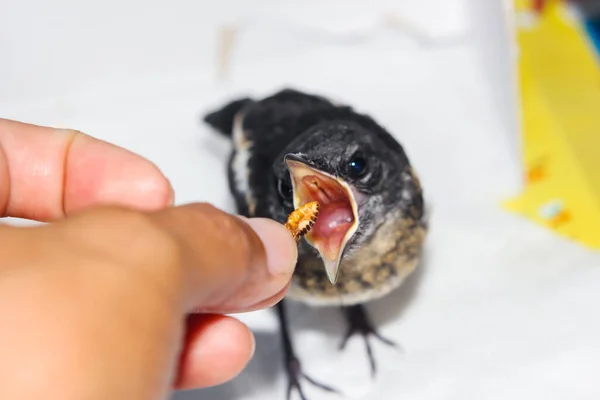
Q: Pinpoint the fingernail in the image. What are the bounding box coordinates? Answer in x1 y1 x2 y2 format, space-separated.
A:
167 184 175 207
248 330 256 359
243 218 298 276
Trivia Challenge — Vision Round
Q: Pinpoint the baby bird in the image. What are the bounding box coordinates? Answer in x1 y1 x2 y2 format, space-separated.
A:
202 88 428 400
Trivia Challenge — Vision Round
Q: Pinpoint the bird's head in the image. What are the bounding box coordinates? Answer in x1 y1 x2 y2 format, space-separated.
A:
270 119 422 285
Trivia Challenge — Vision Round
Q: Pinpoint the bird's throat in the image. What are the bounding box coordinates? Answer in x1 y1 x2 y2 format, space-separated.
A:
306 201 354 261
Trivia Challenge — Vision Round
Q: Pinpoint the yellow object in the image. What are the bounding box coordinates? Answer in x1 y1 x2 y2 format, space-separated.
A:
504 0 600 250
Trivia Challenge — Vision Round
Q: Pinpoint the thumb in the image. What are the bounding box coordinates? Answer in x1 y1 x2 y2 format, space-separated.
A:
149 203 298 313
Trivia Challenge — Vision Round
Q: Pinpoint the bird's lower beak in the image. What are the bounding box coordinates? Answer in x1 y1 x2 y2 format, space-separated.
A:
284 154 360 284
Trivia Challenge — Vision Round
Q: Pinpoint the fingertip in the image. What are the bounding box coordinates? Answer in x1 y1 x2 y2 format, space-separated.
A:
175 314 255 390
243 218 298 277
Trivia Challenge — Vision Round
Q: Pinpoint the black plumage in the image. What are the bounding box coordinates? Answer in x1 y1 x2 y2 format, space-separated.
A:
202 88 428 400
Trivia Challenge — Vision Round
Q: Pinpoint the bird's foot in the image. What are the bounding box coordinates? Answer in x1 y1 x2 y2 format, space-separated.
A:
339 304 399 378
285 356 341 400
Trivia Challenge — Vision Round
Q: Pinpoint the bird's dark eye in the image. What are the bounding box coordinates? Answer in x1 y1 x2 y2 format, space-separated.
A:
277 176 294 205
347 155 368 179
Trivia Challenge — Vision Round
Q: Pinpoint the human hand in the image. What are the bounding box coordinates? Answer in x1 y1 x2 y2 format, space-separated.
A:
0 118 297 400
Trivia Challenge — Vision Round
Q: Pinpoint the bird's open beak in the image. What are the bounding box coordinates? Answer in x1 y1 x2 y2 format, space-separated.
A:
284 154 360 284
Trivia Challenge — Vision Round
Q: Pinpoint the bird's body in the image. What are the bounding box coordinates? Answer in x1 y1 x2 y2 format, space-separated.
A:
203 88 427 399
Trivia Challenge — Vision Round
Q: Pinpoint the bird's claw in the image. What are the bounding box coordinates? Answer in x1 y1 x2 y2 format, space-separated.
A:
285 357 341 400
339 305 400 378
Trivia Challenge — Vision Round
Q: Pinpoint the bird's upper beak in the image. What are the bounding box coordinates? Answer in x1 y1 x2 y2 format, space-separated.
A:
284 154 360 284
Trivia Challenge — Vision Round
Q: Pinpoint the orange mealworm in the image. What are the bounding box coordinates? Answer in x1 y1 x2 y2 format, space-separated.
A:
285 201 320 243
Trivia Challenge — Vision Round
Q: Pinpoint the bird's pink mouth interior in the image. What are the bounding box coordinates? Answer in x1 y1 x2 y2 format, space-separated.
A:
291 172 356 262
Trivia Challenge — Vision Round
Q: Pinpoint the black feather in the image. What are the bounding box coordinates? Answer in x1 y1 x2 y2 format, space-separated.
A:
203 97 254 136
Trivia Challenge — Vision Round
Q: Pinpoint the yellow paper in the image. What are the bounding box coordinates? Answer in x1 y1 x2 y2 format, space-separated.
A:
504 0 600 250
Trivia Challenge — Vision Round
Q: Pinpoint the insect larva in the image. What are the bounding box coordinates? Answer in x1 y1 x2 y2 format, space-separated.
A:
285 201 320 243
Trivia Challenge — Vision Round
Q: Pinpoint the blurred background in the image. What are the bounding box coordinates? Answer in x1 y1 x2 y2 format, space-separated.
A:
2 0 600 399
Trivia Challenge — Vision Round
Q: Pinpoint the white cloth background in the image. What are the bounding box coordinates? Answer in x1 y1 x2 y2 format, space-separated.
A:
1 1 599 399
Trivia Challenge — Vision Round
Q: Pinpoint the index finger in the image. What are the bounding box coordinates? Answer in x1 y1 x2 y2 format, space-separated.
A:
0 118 173 221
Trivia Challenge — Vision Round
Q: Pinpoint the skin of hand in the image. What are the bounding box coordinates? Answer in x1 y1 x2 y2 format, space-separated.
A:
0 118 298 400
